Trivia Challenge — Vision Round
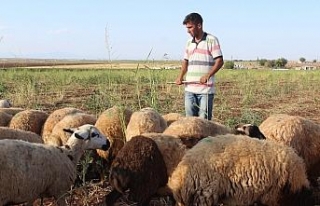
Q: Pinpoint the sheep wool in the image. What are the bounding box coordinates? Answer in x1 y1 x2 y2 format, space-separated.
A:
0 126 43 143
0 124 110 206
162 112 184 126
163 116 231 148
47 112 97 146
142 132 187 177
106 135 168 206
9 109 49 135
168 134 312 206
42 107 83 143
0 111 12 126
95 106 132 163
259 113 320 185
125 107 167 142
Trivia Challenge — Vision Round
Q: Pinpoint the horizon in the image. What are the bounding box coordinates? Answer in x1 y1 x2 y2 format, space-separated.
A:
0 1 319 62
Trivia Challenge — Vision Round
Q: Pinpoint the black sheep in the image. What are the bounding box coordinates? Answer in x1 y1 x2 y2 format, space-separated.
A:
105 135 168 206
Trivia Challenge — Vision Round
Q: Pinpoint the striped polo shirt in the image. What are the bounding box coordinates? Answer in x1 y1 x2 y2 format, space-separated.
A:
184 32 223 94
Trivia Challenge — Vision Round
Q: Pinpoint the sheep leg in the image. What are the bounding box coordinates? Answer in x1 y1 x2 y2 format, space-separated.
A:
105 189 122 206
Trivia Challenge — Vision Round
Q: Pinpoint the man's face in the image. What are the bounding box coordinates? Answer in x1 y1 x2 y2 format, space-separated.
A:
185 22 201 38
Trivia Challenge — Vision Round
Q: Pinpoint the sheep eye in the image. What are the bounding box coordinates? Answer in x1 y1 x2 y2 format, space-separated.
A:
91 132 99 138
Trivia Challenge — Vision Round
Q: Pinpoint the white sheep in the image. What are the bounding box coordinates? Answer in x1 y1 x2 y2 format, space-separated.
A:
259 114 320 186
0 99 12 108
168 134 313 206
0 124 110 206
126 107 167 142
0 126 43 143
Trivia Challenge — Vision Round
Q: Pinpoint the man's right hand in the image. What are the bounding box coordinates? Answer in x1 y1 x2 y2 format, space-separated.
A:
175 78 183 85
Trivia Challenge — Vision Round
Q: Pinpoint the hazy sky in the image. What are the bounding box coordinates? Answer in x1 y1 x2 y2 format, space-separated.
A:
0 1 319 61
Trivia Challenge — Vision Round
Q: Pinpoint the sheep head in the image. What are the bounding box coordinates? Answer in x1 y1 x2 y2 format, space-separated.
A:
234 123 266 140
63 124 110 151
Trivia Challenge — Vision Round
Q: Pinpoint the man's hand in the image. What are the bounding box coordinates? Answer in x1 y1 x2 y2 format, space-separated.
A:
175 78 183 85
200 75 210 84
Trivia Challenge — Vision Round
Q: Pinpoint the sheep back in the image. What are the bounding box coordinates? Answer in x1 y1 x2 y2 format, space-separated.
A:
42 107 83 142
259 114 320 179
47 112 97 146
0 127 43 143
0 139 76 205
162 112 183 126
9 109 49 135
0 107 24 116
142 132 187 177
107 135 168 205
163 116 231 148
95 106 132 162
168 135 310 206
125 107 167 142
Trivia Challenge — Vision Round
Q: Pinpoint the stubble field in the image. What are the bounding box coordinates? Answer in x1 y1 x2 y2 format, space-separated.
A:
1 59 320 205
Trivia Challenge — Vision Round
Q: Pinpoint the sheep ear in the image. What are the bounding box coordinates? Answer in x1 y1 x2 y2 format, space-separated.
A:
63 128 74 134
74 133 84 140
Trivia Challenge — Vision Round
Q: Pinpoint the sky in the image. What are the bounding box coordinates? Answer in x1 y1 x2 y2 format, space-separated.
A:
0 1 319 61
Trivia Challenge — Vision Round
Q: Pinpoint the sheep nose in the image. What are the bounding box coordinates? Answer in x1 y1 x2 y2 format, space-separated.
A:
101 141 110 151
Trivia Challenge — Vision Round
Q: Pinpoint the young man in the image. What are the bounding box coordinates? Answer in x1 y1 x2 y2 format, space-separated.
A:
175 12 224 120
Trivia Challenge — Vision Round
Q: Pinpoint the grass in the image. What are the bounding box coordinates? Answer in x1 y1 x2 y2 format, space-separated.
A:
2 65 320 127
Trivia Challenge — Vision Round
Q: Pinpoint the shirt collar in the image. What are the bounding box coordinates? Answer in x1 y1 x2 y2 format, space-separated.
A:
192 32 207 43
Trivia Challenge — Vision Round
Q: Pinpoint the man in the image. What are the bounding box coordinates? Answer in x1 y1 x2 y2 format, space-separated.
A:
175 12 224 120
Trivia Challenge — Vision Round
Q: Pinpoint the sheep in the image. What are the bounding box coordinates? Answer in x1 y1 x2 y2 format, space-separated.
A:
125 107 167 142
0 126 43 143
0 111 12 126
163 116 231 148
42 107 83 143
259 113 320 186
105 135 168 206
0 124 110 206
0 99 12 108
162 112 183 126
142 132 187 197
0 107 24 116
95 106 132 165
46 112 97 146
9 109 49 135
168 134 313 206
234 123 266 139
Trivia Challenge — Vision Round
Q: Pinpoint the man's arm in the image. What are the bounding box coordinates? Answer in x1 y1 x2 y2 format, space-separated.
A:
175 59 188 85
200 56 224 84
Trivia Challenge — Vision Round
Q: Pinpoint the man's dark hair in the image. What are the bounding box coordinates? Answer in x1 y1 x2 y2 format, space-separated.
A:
183 13 203 25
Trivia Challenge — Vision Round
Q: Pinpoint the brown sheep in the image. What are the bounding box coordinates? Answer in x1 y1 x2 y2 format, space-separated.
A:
95 106 132 165
259 114 320 186
163 116 231 148
126 107 167 142
105 135 168 206
42 107 83 143
9 109 49 135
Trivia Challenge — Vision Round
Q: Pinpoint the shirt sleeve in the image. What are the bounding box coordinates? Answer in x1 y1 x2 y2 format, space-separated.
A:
209 36 223 58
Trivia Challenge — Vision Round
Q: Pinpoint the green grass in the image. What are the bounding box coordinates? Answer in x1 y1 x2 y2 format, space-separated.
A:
2 66 320 127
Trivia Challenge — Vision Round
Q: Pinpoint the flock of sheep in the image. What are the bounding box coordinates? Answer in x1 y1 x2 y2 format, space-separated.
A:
0 98 320 206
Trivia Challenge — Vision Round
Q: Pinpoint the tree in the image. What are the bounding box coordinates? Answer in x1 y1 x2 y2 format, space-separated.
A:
299 57 306 63
258 59 267 66
223 61 235 69
276 58 288 68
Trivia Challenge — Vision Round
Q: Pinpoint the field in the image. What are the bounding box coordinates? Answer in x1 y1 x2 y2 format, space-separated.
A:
1 59 320 205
